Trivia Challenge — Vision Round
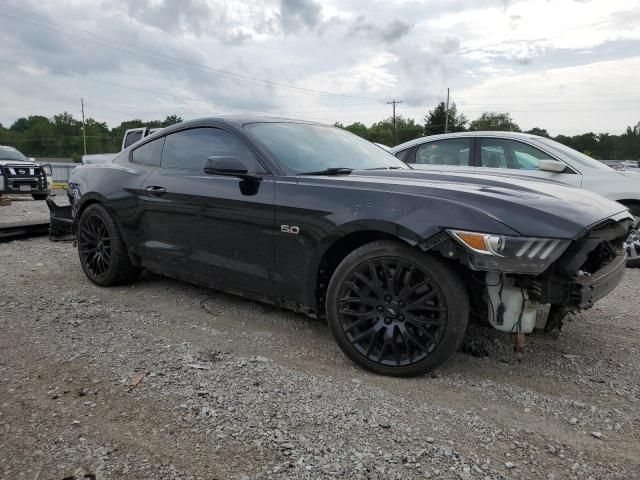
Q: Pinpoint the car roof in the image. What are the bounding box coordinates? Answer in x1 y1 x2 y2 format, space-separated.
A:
391 131 545 152
166 115 326 130
0 145 19 150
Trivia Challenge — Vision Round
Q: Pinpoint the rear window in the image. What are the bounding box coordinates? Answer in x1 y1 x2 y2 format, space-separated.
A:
123 130 144 149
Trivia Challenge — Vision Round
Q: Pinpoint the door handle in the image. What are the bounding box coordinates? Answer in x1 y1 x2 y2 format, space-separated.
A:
145 186 166 197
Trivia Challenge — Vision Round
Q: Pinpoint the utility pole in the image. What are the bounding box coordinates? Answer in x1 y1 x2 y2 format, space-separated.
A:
444 88 450 134
387 99 402 145
81 98 87 155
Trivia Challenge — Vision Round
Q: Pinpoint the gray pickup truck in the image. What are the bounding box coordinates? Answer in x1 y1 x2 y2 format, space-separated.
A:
0 145 51 200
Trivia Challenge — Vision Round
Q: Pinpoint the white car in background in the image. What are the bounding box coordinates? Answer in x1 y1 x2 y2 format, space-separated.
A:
391 131 640 265
82 127 165 165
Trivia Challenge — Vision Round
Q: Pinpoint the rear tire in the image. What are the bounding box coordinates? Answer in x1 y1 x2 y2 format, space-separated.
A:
32 193 48 200
77 204 141 286
326 240 469 377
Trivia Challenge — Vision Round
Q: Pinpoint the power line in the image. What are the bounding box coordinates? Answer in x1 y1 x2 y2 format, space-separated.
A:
0 5 382 103
0 58 278 115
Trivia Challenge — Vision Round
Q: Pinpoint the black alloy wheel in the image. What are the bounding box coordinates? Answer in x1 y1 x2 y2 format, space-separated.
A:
77 204 141 286
79 212 111 278
327 241 469 377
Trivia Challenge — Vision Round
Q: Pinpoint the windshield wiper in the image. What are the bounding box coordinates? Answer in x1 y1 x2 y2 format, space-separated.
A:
365 166 404 170
298 168 353 176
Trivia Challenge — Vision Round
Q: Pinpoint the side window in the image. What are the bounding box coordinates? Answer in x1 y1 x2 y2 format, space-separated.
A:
161 128 263 172
414 138 471 166
479 138 556 170
394 148 411 162
131 137 164 166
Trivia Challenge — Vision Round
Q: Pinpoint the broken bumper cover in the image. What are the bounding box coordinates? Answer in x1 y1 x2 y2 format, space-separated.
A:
46 197 74 240
574 252 627 309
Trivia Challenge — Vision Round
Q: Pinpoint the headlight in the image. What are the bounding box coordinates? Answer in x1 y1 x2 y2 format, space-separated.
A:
448 229 571 274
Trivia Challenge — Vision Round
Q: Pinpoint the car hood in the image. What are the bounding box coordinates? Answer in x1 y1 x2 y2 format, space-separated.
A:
322 169 630 239
0 159 35 166
620 169 640 180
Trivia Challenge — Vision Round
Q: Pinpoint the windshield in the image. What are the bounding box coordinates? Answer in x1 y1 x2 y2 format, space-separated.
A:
0 147 29 162
245 123 408 174
535 138 611 170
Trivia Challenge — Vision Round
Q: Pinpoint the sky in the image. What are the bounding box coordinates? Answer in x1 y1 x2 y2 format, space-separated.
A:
0 0 639 135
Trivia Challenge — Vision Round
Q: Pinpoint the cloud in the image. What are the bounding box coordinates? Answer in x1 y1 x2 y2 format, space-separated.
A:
117 0 212 36
345 16 412 44
0 0 638 134
279 0 322 33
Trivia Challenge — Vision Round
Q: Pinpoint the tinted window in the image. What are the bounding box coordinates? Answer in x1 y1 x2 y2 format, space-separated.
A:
479 138 556 170
124 130 144 149
161 128 262 172
414 138 471 166
395 149 410 162
132 137 164 166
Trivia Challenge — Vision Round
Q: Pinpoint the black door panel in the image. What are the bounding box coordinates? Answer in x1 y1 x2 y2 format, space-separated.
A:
138 169 275 296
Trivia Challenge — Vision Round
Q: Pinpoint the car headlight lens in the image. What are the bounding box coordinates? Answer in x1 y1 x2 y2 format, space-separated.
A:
448 229 571 274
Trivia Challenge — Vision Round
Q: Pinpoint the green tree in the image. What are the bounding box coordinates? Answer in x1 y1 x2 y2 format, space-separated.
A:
51 112 83 157
424 102 467 136
524 127 550 137
367 118 394 146
365 116 423 147
84 118 111 155
161 114 183 127
343 122 368 139
469 112 521 132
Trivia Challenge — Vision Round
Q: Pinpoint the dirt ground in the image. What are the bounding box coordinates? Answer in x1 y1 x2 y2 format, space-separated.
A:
1 201 639 479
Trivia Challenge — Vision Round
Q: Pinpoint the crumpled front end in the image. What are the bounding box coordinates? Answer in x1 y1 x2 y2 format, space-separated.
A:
46 183 80 241
436 211 634 336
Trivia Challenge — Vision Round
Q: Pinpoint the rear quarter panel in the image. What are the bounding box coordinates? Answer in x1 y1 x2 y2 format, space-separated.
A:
70 160 155 247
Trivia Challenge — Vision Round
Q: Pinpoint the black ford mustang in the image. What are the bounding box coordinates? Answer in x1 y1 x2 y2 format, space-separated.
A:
49 116 634 376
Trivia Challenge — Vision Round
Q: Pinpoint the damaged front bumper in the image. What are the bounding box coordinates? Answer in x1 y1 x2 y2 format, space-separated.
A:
46 197 74 241
475 213 634 336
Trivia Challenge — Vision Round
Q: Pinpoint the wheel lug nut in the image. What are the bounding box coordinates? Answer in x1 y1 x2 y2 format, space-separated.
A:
398 315 405 321
385 295 392 302
377 305 384 312
398 301 405 307
384 317 391 324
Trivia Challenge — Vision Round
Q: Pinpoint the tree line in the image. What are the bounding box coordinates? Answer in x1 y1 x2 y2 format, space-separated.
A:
0 113 183 161
1 104 639 161
337 102 640 160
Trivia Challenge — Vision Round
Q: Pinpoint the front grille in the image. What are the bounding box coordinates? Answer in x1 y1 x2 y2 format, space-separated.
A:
1 164 48 192
2 164 42 178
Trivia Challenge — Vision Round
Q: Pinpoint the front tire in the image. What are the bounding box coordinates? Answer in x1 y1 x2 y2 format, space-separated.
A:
77 204 141 286
326 240 469 377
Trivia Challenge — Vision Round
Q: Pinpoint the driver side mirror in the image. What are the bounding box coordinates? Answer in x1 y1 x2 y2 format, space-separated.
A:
539 159 566 173
204 156 259 180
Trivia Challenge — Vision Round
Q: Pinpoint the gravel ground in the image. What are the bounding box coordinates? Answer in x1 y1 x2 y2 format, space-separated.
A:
1 217 639 478
0 194 54 224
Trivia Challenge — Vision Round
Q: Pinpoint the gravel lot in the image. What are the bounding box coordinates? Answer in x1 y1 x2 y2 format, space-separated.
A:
0 194 51 225
1 201 639 479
